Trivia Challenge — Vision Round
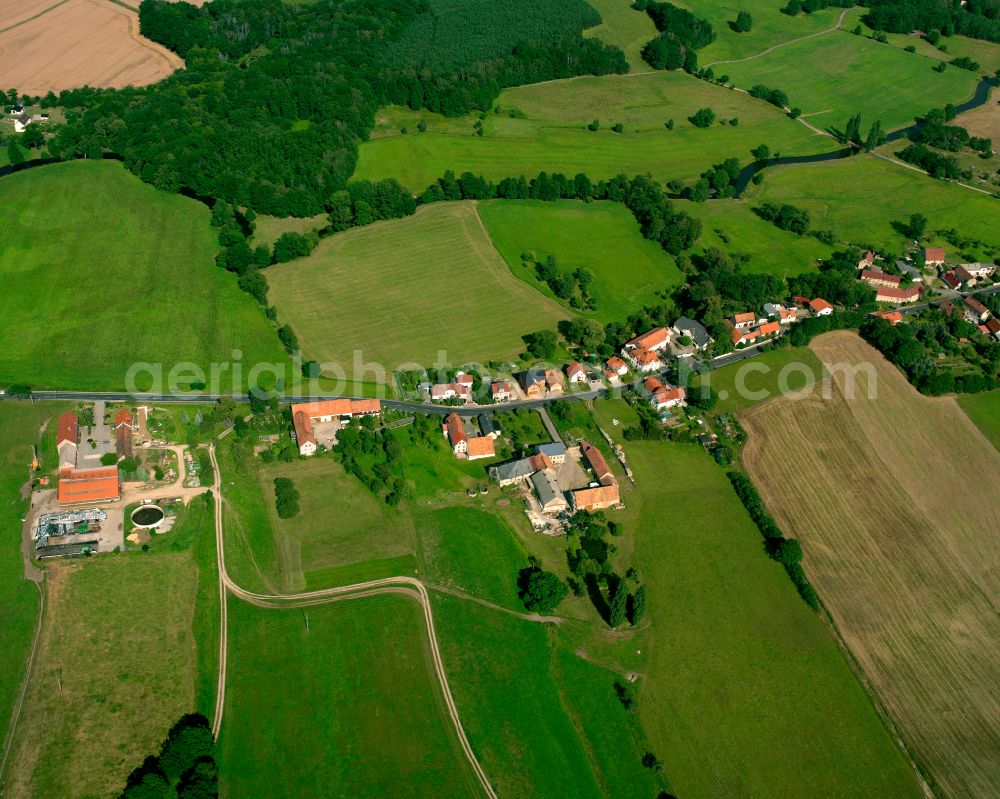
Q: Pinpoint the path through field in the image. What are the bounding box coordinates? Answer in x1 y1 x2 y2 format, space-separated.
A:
741 331 1000 799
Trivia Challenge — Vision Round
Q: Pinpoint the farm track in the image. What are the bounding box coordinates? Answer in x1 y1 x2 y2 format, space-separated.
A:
741 331 1000 799
704 8 853 68
205 445 505 799
0 0 72 34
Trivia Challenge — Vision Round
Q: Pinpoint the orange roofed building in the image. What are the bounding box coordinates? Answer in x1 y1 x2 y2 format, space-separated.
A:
58 467 120 506
291 399 382 456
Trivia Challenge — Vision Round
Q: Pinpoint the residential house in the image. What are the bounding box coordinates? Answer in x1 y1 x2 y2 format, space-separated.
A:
857 250 876 269
57 412 79 471
643 377 685 410
466 435 496 461
444 413 468 455
544 369 565 393
13 114 30 133
623 345 664 373
478 414 501 439
875 286 921 305
535 443 567 464
291 399 381 456
896 260 923 283
489 458 534 486
923 247 946 266
986 318 1000 341
954 265 978 289
565 362 587 384
431 382 473 402
728 322 759 347
671 316 711 350
959 262 996 279
964 296 990 323
874 310 904 325
941 270 962 291
624 326 671 353
57 467 120 506
490 382 513 403
859 269 900 289
605 356 628 377
758 320 781 338
570 483 620 512
763 303 799 324
520 370 547 399
809 298 833 316
731 312 757 330
531 469 568 515
9 105 23 115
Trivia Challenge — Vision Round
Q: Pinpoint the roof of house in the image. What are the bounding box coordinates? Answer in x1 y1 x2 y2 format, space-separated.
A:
672 316 710 346
116 426 133 458
986 319 1000 333
536 442 567 457
876 286 921 300
896 260 921 276
521 370 546 388
115 409 133 428
758 321 781 336
860 269 900 286
57 412 78 446
941 271 961 290
432 382 472 398
529 452 556 472
778 307 798 321
581 441 613 484
924 247 946 261
290 399 381 418
955 265 975 281
531 469 566 508
491 381 512 395
809 298 833 312
491 458 534 482
626 327 669 350
964 296 989 314
663 387 685 401
292 410 316 446
57 467 120 505
862 250 875 263
730 327 757 345
566 361 586 377
733 312 756 324
606 356 627 370
479 414 498 436
466 436 495 459
455 373 474 385
643 376 664 393
629 346 662 366
875 310 904 324
572 483 620 508
445 412 467 446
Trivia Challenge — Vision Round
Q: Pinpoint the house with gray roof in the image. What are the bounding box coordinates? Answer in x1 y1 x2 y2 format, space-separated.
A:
535 442 567 463
489 458 534 486
672 316 711 350
530 469 568 514
479 414 500 439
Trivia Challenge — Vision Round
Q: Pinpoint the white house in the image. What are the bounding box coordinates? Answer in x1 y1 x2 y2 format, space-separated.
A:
565 362 587 384
431 382 472 402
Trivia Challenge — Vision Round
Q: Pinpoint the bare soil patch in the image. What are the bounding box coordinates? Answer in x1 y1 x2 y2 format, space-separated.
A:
741 331 1000 799
956 99 1000 147
0 0 182 95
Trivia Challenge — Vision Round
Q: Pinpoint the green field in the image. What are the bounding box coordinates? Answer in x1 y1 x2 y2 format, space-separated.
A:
4 554 199 799
678 198 834 276
698 345 825 413
0 161 288 390
957 389 1000 452
266 202 569 379
583 0 657 71
0 403 61 764
219 594 482 799
479 199 683 321
251 212 327 249
623 443 922 798
356 72 825 191
754 156 1000 259
698 0 852 65
724 29 981 131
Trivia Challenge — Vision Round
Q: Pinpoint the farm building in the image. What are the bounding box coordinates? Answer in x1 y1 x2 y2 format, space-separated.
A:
875 286 921 304
859 269 900 289
570 483 620 512
581 441 614 485
56 412 79 471
466 435 496 461
444 413 468 455
291 398 382 456
488 458 534 486
58 466 120 506
535 443 567 464
531 469 568 515
923 247 946 266
964 296 990 323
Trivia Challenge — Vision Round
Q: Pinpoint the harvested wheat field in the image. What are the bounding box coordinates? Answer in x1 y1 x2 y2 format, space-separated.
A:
741 331 1000 799
0 0 181 96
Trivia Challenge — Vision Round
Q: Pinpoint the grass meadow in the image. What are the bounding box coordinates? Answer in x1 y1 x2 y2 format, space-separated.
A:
753 156 1000 260
622 442 923 799
251 212 327 249
697 344 825 413
266 202 569 379
478 199 683 322
677 198 834 276
218 594 483 799
0 403 65 763
0 161 288 390
356 72 825 191
582 0 657 72
742 332 1000 798
957 389 1000 452
724 29 981 131
4 554 199 799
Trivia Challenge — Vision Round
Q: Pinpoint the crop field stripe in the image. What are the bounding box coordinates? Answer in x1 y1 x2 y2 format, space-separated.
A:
741 332 1000 799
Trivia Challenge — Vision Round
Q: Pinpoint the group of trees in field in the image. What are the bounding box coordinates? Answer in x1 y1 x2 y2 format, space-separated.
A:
527 253 596 310
836 113 885 152
273 477 300 519
635 0 715 71
563 512 647 627
865 0 1000 45
728 473 818 609
518 558 569 613
752 202 811 235
782 0 854 16
118 714 217 799
38 0 626 215
787 249 878 310
335 416 407 506
688 157 742 200
748 84 789 110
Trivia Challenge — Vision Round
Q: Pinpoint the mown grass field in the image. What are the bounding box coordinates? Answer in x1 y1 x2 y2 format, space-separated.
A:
478 199 683 322
697 344 825 413
754 156 1000 260
356 72 825 191
0 403 64 762
583 0 657 71
251 212 326 249
218 594 482 799
697 0 851 65
677 198 833 276
741 332 1000 799
266 202 569 379
5 554 198 799
957 389 1000 451
724 29 981 130
0 161 288 390
622 441 923 799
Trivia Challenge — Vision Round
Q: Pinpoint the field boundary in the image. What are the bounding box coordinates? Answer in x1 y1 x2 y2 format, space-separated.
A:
0 582 44 789
704 7 853 68
0 0 72 34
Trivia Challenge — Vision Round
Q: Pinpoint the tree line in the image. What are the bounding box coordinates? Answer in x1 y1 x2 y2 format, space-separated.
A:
634 0 715 72
118 714 217 799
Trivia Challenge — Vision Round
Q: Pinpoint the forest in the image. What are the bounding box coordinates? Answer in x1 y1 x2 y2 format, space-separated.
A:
865 0 1000 43
41 0 626 216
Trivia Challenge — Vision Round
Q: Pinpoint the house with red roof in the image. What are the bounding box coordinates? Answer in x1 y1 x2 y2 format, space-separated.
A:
985 318 1000 341
624 326 671 353
923 247 946 266
875 286 921 304
941 271 962 290
605 356 628 378
491 381 513 403
964 296 990 323
643 377 685 410
444 413 468 455
58 466 120 506
874 310 904 325
763 303 799 324
291 399 382 455
954 265 978 289
859 269 901 289
431 382 473 402
623 346 664 373
565 362 587 384
731 312 757 330
57 412 79 471
809 298 833 316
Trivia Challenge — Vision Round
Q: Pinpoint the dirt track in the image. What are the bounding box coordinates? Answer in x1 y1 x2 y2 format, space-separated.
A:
741 331 1000 799
0 0 181 95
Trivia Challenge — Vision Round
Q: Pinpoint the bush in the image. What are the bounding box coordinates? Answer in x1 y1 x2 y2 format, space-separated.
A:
689 107 716 128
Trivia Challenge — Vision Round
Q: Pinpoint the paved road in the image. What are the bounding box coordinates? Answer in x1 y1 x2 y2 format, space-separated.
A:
205 445 502 798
